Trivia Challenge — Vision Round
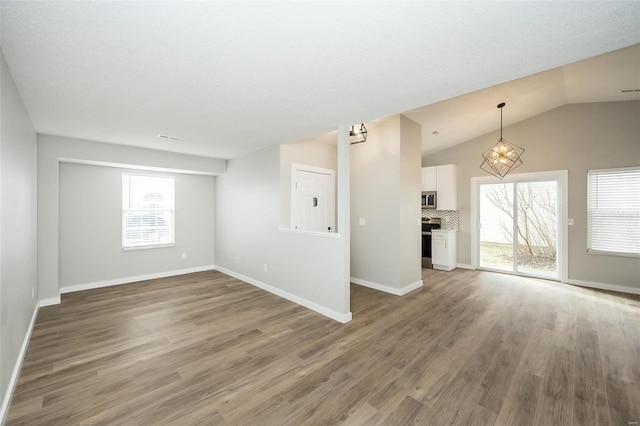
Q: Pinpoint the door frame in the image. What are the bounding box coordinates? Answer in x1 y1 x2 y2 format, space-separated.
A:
290 163 336 232
470 170 568 283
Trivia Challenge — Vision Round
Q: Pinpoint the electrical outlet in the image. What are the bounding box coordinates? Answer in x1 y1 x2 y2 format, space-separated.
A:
235 256 239 263
359 218 366 226
181 252 187 260
264 264 268 272
568 218 574 226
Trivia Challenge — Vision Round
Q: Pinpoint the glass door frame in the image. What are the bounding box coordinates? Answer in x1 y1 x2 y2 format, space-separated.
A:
471 170 568 282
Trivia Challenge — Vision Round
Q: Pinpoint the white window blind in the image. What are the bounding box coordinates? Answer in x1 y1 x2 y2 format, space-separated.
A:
587 167 640 256
122 173 175 249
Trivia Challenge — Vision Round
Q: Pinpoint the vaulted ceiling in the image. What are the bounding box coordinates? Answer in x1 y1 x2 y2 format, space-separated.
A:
405 44 640 155
1 2 639 159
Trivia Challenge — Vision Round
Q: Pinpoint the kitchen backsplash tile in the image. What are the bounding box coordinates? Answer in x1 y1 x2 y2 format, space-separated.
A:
422 209 459 230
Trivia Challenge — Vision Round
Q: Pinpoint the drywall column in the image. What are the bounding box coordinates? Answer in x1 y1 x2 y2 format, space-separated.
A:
350 115 422 294
337 125 351 312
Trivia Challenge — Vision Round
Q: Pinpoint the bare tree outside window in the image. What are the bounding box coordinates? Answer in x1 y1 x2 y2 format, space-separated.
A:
481 181 557 274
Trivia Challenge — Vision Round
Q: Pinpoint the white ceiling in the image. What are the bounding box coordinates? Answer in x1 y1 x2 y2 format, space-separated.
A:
1 1 639 159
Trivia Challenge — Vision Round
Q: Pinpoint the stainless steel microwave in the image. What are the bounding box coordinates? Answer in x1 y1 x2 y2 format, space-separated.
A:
421 191 437 209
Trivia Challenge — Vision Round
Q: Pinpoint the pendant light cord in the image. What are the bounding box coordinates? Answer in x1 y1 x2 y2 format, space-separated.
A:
497 102 506 140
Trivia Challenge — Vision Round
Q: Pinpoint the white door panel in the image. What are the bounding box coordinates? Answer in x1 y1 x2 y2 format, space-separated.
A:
292 164 335 233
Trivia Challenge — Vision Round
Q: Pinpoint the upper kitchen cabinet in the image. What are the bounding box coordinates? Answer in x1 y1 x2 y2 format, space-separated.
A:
421 164 457 210
421 167 437 191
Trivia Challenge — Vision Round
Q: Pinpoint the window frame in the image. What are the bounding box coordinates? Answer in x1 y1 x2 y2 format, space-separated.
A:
122 172 176 251
587 166 640 257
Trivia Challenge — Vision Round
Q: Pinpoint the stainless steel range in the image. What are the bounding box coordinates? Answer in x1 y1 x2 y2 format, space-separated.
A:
421 217 441 268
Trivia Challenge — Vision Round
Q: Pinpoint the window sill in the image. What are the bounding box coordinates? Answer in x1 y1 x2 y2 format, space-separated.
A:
587 249 639 258
123 243 175 251
278 228 341 239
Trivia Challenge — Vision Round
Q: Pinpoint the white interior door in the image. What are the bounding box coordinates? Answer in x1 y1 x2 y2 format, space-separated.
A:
291 164 335 233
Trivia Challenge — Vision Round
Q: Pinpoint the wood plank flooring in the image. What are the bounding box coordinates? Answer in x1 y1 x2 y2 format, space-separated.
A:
6 268 640 425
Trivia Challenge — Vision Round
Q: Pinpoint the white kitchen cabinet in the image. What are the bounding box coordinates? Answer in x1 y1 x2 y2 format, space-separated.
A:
421 167 437 191
432 230 457 271
421 164 457 210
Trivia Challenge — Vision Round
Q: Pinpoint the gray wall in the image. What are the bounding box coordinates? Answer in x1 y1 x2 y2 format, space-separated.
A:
38 134 225 301
0 52 38 419
423 101 640 289
214 145 349 317
59 163 215 288
351 115 422 290
280 139 337 229
399 116 423 285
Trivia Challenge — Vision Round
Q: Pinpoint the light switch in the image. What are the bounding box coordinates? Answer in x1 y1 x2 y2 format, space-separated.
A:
568 218 574 226
359 218 366 226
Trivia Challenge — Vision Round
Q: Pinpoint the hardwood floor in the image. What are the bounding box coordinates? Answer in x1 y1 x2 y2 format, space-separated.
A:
6 268 640 425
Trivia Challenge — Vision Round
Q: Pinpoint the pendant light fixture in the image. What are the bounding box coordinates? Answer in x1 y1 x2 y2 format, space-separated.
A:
480 102 524 179
349 123 367 144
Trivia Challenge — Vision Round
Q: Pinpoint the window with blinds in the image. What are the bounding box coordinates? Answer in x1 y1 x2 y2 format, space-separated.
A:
122 173 175 249
587 167 640 256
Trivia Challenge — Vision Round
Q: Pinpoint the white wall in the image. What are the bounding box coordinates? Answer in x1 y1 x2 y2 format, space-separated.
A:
38 134 225 301
424 101 640 290
214 144 350 321
0 51 38 422
350 115 422 292
59 163 215 289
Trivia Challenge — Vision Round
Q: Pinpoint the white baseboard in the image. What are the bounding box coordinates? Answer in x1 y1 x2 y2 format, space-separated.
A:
456 263 475 270
0 303 38 425
60 265 216 294
566 278 640 296
214 265 352 323
350 277 423 296
39 296 61 307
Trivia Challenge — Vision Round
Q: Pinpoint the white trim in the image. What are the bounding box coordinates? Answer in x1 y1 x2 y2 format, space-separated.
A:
58 157 221 176
586 249 640 259
215 265 352 323
566 278 640 296
456 263 475 270
277 227 341 239
0 304 38 425
587 165 640 174
39 296 61 307
560 171 569 283
350 277 423 296
60 265 216 294
122 243 175 251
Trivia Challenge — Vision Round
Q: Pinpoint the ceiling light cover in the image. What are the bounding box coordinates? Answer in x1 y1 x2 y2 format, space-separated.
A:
480 103 524 179
350 123 367 144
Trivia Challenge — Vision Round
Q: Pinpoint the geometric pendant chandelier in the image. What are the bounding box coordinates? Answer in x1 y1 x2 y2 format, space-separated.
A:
480 102 525 179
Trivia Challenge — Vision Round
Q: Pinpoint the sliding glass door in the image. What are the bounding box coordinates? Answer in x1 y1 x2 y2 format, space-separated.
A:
478 179 559 279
